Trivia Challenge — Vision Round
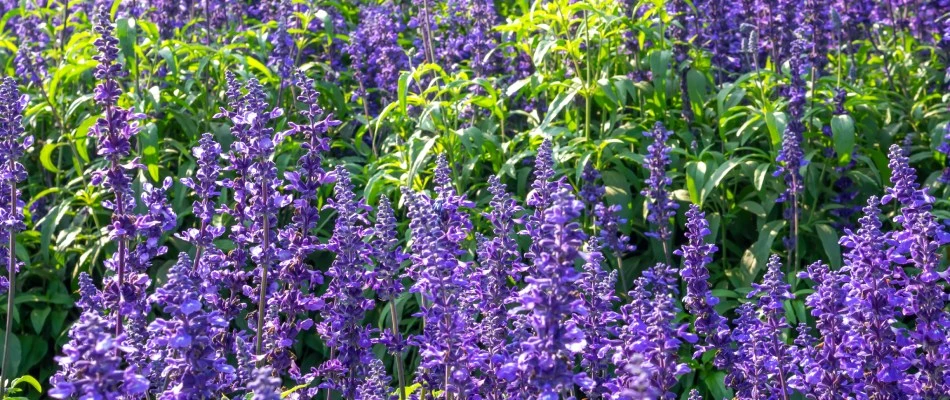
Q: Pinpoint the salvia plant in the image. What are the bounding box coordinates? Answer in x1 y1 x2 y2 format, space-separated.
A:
0 1 945 399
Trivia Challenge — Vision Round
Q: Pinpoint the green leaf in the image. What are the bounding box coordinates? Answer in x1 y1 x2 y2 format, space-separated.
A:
30 307 50 334
0 330 21 376
685 161 707 205
406 137 437 187
703 371 731 399
831 114 856 165
9 375 41 394
402 383 422 396
739 220 786 283
159 47 178 76
397 71 411 114
700 158 744 205
816 224 842 269
72 116 98 163
754 163 770 191
539 86 579 129
141 123 160 181
686 68 707 107
39 143 66 173
115 17 137 63
764 111 786 146
280 384 308 398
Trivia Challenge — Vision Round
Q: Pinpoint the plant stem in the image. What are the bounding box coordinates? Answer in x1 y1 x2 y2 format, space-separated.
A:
254 178 271 359
191 220 207 273
389 300 407 400
584 8 592 142
0 173 16 395
115 188 127 341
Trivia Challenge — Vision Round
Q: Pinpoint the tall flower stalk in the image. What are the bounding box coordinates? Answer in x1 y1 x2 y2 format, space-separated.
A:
316 166 375 397
214 75 289 359
504 184 590 397
370 195 408 400
404 155 480 398
676 205 731 369
0 77 31 394
642 122 677 264
776 32 808 273
90 6 143 339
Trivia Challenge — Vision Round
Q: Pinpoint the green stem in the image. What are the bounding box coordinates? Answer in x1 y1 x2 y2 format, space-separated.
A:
584 8 592 141
254 178 271 359
389 300 407 400
0 174 16 395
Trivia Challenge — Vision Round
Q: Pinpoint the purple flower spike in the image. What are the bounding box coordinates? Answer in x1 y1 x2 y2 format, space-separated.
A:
247 366 281 400
316 166 376 397
504 184 590 397
838 196 909 397
675 205 730 368
404 154 480 396
938 122 950 184
147 253 234 397
793 261 853 396
576 238 620 398
474 175 524 398
371 195 407 303
642 122 678 248
581 162 635 257
49 273 149 399
347 3 409 115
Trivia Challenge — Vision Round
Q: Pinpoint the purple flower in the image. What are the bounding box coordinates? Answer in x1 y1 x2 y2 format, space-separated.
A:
355 356 396 400
698 0 743 74
775 32 808 255
579 162 605 206
89 7 151 349
49 273 149 399
474 175 524 398
504 184 590 397
801 0 832 72
315 166 376 397
526 139 557 213
280 71 336 295
215 74 292 367
636 280 694 398
839 196 910 396
938 122 950 184
581 162 635 256
882 144 933 236
370 195 407 303
247 366 282 400
267 3 296 84
404 155 481 396
880 145 950 395
794 261 854 396
147 253 235 398
742 255 795 398
675 205 730 368
0 78 31 301
346 3 409 115
13 5 49 85
726 303 768 397
575 238 620 398
775 33 808 205
607 353 660 400
642 122 678 248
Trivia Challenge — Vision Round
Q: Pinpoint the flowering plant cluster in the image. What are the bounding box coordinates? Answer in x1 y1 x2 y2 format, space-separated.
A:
0 1 947 399
44 121 950 398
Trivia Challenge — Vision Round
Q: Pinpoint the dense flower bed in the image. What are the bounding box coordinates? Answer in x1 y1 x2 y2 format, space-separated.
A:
0 0 947 399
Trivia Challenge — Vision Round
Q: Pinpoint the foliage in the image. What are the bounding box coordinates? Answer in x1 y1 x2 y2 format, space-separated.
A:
0 0 945 399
